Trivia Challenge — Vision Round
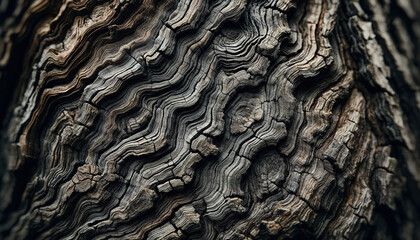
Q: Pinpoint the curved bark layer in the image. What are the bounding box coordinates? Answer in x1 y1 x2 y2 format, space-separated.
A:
1 0 420 239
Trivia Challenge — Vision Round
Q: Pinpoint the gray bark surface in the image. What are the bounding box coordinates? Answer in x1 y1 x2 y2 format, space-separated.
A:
1 0 420 239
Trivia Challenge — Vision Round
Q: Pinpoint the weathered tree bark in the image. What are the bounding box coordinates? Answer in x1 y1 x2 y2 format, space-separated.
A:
1 0 420 239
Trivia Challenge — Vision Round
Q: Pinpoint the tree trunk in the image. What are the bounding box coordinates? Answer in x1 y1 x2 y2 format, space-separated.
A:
1 0 420 239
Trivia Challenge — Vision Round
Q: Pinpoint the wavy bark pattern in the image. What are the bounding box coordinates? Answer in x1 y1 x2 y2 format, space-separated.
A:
1 0 420 239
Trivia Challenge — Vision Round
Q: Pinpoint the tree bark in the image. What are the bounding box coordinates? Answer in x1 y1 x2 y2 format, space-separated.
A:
1 0 420 239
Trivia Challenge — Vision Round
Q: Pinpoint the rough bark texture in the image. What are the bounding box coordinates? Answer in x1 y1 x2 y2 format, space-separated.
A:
1 0 420 239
